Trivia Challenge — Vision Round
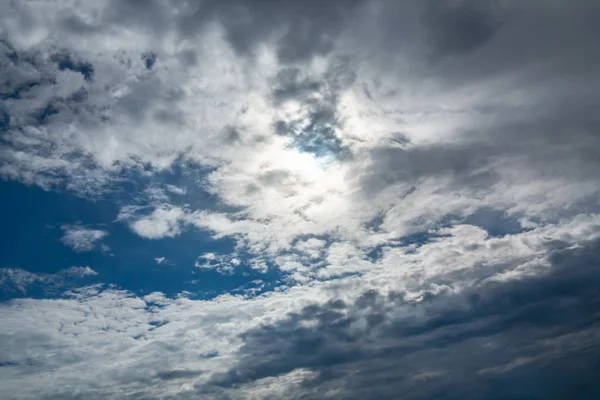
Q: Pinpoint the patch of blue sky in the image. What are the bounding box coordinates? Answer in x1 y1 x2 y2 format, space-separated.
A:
462 207 527 238
366 231 435 262
0 167 285 300
123 159 242 214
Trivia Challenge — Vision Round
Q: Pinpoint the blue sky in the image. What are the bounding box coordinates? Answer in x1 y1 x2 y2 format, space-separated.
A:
1 1 600 399
0 176 282 301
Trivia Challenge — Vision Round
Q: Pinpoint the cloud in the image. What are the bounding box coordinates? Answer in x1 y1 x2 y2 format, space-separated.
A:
0 282 327 399
212 237 600 399
421 0 505 58
166 184 186 195
0 216 598 398
175 0 366 63
0 266 97 299
129 206 186 239
60 225 108 252
1 0 598 246
1 0 600 398
195 253 242 275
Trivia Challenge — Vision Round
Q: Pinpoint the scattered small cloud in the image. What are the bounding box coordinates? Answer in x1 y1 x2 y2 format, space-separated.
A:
166 184 187 195
60 225 108 252
195 253 241 275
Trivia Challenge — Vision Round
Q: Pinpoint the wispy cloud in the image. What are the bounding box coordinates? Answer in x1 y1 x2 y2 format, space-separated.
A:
0 266 97 298
60 225 108 252
166 184 187 195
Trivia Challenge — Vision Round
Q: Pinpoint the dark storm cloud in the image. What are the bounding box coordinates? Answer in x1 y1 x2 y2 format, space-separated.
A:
210 238 600 399
101 0 365 63
363 0 600 93
180 0 364 63
421 0 504 58
154 369 204 382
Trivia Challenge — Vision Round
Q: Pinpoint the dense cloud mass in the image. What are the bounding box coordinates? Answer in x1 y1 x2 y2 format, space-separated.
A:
218 239 600 399
1 0 600 399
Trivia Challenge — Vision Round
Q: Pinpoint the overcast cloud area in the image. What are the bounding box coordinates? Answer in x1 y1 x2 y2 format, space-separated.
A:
1 0 600 398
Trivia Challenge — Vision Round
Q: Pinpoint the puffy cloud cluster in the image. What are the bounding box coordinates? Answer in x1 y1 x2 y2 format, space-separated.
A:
1 216 600 398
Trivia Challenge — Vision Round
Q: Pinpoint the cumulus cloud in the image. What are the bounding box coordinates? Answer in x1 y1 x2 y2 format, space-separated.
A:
60 225 108 252
129 206 186 239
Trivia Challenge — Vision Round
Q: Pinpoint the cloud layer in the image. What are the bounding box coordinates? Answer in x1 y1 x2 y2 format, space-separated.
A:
1 0 600 398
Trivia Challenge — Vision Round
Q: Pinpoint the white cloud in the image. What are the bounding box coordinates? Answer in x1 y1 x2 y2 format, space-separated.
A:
2 0 599 263
295 237 327 259
63 266 98 278
166 184 187 195
0 280 330 398
1 214 599 398
195 253 242 275
129 206 185 239
60 225 108 252
1 0 600 397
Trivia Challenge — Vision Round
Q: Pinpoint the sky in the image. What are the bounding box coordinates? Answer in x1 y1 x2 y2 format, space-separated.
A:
1 0 600 398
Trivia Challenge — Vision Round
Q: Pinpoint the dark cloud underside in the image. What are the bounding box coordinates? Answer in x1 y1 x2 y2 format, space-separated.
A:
214 238 600 399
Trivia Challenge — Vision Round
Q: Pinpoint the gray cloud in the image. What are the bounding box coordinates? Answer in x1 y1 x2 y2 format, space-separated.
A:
179 0 365 63
421 0 505 58
272 58 356 159
212 238 600 399
351 0 600 96
89 0 366 64
1 1 600 398
360 141 498 194
358 79 600 220
2 0 599 198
